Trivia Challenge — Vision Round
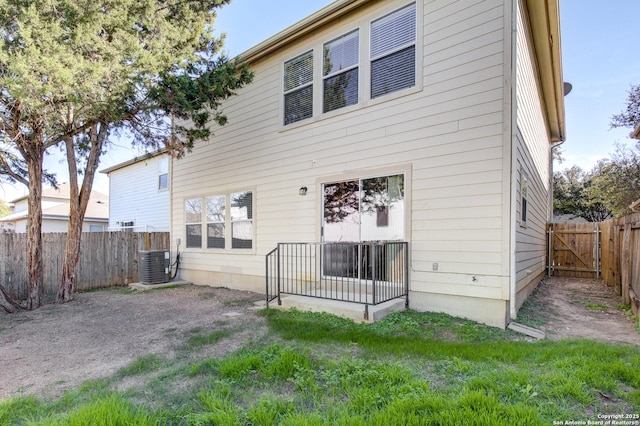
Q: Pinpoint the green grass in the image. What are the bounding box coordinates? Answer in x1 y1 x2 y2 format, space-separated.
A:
183 327 233 350
2 309 639 425
584 301 608 311
116 354 164 378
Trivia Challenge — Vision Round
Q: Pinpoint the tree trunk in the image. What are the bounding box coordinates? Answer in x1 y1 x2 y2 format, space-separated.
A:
25 156 44 310
57 124 109 303
58 206 81 302
0 284 21 313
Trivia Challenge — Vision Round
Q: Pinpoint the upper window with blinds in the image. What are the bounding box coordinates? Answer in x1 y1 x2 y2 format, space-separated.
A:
370 3 416 99
283 51 314 125
323 30 359 113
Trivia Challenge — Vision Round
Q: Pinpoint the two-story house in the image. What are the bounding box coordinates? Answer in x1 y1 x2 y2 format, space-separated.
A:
169 0 565 328
100 150 171 232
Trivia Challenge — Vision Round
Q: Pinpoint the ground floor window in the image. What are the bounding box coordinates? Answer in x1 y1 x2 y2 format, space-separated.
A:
185 190 254 250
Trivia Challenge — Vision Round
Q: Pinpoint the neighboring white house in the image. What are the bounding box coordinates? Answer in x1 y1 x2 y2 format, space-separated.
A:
100 150 170 232
1 182 109 233
170 0 566 328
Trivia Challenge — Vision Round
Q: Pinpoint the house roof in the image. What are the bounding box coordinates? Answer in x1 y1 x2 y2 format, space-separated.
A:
0 201 109 223
9 182 108 203
99 149 168 175
632 122 640 140
238 0 566 143
2 182 109 223
523 0 566 142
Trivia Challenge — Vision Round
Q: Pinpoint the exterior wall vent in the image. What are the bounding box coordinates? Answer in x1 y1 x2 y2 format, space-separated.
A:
138 250 170 284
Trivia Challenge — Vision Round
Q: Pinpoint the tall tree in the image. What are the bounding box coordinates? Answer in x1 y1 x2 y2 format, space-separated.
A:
553 166 612 222
611 84 640 131
587 144 640 217
0 0 253 308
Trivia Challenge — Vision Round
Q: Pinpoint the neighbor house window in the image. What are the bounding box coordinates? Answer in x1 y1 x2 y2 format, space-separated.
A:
370 3 416 99
121 220 134 232
185 198 202 248
323 30 359 113
284 51 314 125
231 191 253 249
206 195 225 249
158 157 169 190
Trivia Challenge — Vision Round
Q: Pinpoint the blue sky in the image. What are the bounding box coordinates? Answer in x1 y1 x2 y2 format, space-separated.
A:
559 0 640 171
2 0 639 201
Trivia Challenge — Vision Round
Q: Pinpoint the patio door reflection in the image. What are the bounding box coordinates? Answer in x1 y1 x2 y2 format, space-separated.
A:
322 174 404 278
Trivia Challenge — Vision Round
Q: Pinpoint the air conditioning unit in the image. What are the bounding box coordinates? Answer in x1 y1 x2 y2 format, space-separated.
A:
138 250 170 284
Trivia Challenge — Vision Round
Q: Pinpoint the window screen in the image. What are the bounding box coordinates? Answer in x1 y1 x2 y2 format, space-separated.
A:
158 158 169 190
323 30 359 113
370 3 416 98
231 191 253 249
185 198 202 248
206 195 225 249
284 51 314 125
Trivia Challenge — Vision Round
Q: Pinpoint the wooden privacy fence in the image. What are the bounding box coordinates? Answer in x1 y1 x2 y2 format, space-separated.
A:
548 212 640 314
547 222 600 279
600 213 640 314
0 232 170 300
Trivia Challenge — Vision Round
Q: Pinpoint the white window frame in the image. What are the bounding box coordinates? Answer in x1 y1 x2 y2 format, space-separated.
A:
183 190 255 252
283 50 314 125
206 195 226 249
323 29 360 113
158 157 169 191
370 2 417 100
280 2 421 128
521 172 528 227
185 198 203 248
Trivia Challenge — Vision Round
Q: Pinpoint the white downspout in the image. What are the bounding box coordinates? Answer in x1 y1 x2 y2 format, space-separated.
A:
508 0 519 321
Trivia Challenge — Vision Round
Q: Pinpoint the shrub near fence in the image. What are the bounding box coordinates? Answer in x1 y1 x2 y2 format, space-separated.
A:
0 232 170 300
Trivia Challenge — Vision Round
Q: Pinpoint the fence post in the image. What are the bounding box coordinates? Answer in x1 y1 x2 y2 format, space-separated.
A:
595 224 600 279
547 224 553 276
621 223 632 305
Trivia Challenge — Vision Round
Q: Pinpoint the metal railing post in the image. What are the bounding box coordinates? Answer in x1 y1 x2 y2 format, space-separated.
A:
371 242 377 305
404 242 409 309
276 243 282 305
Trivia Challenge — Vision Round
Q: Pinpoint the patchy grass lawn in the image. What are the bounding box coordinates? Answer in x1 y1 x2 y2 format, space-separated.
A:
2 308 639 425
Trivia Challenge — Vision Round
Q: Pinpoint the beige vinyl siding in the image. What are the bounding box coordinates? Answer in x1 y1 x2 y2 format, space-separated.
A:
172 0 511 325
513 0 552 309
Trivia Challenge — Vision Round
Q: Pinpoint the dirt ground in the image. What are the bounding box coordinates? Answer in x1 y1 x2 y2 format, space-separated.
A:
0 285 268 400
1 277 639 400
522 276 640 345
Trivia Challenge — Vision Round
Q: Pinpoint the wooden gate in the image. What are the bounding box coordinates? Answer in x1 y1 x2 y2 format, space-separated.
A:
547 222 600 278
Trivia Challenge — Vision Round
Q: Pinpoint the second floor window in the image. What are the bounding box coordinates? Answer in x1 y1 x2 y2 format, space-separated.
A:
284 51 314 125
370 3 416 99
323 30 359 113
282 3 417 126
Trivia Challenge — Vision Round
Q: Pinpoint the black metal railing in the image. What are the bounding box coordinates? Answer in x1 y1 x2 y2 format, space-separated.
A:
266 241 409 319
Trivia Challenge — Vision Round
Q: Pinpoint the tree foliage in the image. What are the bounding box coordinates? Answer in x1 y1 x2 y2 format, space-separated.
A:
554 141 640 220
0 0 254 308
611 84 640 132
0 198 10 217
553 165 612 222
587 143 640 217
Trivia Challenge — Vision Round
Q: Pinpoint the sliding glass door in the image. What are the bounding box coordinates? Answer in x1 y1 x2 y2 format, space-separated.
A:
322 174 405 278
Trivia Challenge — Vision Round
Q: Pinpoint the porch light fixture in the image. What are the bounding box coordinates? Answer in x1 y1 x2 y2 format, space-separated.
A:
299 186 308 196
